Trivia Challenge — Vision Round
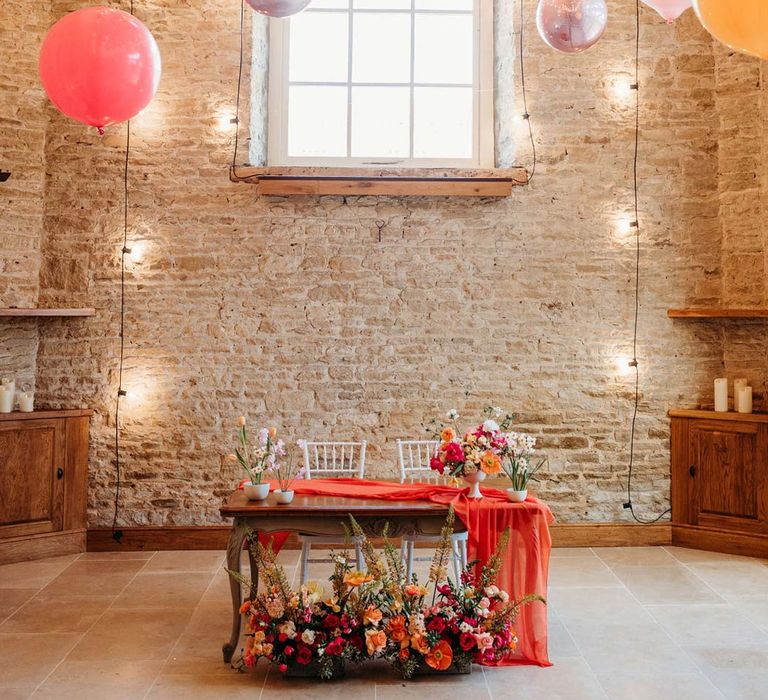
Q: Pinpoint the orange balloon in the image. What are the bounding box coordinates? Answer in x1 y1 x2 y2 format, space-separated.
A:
693 0 768 59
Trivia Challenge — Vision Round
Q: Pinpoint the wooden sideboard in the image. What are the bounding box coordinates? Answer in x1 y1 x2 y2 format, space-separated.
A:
670 409 768 557
0 409 92 564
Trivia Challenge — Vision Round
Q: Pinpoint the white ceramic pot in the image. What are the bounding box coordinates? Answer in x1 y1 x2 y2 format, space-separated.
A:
244 481 270 501
274 489 295 505
464 470 487 499
506 488 528 503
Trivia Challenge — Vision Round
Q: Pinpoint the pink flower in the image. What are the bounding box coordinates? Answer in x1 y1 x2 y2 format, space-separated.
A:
475 632 494 650
459 632 476 651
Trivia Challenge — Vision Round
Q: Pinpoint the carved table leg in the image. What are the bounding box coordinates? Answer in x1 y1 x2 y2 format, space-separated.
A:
222 518 248 663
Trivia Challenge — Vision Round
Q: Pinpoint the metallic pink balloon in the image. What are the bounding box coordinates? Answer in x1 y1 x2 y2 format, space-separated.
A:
536 0 608 54
641 0 691 24
245 0 311 18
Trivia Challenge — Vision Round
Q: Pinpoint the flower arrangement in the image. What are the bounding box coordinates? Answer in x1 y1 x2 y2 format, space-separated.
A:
502 432 547 491
228 416 285 485
231 509 542 680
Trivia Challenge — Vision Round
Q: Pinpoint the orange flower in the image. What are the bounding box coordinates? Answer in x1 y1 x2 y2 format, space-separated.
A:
425 640 453 671
239 600 252 614
386 615 409 645
268 427 277 439
480 450 502 475
404 583 427 597
344 571 374 588
398 647 410 661
440 427 455 443
365 629 387 655
363 605 383 626
411 633 431 654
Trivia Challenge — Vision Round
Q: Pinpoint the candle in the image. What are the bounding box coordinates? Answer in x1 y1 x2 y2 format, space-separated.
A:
734 378 748 410
1 377 15 397
714 378 728 412
0 386 13 413
737 386 753 414
18 392 34 412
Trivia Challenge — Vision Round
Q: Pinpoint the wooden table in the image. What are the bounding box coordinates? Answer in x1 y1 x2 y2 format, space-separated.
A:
219 490 455 663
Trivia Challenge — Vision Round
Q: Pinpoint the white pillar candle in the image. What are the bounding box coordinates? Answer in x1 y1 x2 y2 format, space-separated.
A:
18 392 34 412
737 386 753 414
714 378 729 412
1 377 15 396
734 378 748 409
0 386 13 413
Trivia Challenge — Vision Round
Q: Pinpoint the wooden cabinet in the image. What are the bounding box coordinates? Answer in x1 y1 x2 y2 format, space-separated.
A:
0 410 91 564
671 409 768 556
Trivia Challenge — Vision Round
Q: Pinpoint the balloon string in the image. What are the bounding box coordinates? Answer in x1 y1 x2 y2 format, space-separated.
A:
230 0 245 180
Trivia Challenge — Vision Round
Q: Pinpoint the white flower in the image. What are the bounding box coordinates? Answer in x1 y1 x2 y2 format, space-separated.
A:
301 629 316 644
278 620 297 639
482 419 500 434
459 621 474 633
296 439 307 450
258 428 269 446
492 407 503 417
447 408 459 420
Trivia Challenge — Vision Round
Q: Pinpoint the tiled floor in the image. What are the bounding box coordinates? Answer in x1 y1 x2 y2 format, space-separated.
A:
1 546 768 699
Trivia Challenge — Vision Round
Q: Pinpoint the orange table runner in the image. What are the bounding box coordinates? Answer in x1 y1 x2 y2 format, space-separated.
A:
249 478 553 667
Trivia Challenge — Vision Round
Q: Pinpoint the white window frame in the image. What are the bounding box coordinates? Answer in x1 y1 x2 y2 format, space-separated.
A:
267 0 494 169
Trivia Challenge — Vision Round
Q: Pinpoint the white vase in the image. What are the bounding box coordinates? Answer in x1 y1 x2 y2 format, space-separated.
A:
244 482 270 501
274 489 295 505
506 488 528 503
464 470 487 499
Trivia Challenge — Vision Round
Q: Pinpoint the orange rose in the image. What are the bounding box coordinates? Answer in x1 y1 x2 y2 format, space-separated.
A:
365 629 387 655
268 427 277 439
363 606 383 626
386 615 409 645
344 571 374 588
404 583 427 597
411 633 431 654
440 427 455 443
398 647 410 661
480 450 502 475
425 640 453 671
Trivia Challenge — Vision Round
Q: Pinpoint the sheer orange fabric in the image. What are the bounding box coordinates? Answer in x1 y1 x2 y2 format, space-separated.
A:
257 478 553 667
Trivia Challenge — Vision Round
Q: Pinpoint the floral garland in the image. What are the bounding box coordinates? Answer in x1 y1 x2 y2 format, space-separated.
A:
231 509 542 680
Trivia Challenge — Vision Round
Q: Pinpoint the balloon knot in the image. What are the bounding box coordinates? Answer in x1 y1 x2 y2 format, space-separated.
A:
97 127 105 136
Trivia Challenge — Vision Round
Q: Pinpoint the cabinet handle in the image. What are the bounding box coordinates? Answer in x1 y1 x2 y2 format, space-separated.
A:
689 465 696 478
57 467 64 480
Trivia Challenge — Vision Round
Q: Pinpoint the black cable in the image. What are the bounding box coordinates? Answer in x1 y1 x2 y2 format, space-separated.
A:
112 0 135 544
517 0 536 184
623 0 670 525
231 0 245 179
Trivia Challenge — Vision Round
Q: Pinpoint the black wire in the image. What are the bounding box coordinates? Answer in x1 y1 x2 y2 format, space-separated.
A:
517 0 536 184
112 0 135 543
231 0 245 178
624 0 669 525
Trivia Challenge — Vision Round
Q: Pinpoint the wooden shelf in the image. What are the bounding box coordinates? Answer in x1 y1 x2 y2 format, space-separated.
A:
0 409 94 422
667 308 768 319
230 166 528 197
0 308 95 318
669 408 768 423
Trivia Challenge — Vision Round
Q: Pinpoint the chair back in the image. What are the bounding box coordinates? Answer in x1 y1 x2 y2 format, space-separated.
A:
397 439 442 484
301 440 367 480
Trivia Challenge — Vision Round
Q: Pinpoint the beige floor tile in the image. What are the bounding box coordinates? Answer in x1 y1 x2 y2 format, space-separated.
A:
685 640 768 673
111 572 214 609
705 668 768 700
664 547 759 565
146 672 268 699
547 617 581 659
484 658 607 700
0 556 79 590
0 632 80 689
548 556 622 589
611 564 726 604
78 551 156 561
38 560 147 598
67 608 190 662
731 599 768 634
31 660 165 699
596 671 725 700
143 550 225 574
374 668 486 700
550 547 598 558
0 589 37 622
201 568 246 603
0 593 114 634
548 587 654 626
595 546 678 568
685 561 768 600
0 687 36 699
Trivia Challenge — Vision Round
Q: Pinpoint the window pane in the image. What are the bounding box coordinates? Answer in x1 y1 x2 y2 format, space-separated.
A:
354 0 411 8
288 86 348 157
310 0 349 8
413 87 473 158
415 0 473 10
414 13 473 84
351 87 410 158
352 13 411 83
289 12 348 82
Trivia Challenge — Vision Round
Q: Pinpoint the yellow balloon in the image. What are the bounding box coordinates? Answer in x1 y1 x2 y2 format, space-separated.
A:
693 0 768 59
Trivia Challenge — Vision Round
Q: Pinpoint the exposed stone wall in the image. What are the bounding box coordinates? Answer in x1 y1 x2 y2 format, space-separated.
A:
8 1 745 526
0 0 50 388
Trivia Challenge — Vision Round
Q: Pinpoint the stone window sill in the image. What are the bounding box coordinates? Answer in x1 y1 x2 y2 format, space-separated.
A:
229 166 528 197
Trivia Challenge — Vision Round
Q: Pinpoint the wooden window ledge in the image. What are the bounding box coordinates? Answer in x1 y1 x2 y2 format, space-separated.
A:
230 166 528 197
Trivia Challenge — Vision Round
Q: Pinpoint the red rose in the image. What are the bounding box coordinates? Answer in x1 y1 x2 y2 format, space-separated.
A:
278 633 288 642
323 614 341 629
459 633 476 651
279 663 288 673
296 645 313 665
443 442 464 463
325 638 344 656
349 634 364 652
427 616 446 633
283 645 295 656
430 456 445 474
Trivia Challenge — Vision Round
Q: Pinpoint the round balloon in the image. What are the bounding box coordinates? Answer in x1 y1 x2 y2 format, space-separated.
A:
693 0 768 59
641 0 691 24
536 0 608 54
246 0 312 18
39 7 161 133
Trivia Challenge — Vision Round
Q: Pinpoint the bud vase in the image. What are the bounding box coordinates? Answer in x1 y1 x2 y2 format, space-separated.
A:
506 488 528 503
464 471 486 499
244 481 270 501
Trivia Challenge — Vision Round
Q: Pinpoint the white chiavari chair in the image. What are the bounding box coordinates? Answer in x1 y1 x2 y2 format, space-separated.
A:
397 439 468 583
298 440 367 584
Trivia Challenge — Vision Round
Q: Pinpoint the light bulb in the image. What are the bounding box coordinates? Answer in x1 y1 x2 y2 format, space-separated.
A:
129 241 145 264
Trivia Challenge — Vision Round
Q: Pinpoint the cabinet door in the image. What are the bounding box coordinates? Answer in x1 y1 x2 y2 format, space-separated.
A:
0 419 65 539
689 419 768 534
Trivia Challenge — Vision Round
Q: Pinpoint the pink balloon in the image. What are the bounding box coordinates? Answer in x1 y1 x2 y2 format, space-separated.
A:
246 0 312 18
641 0 692 23
536 0 608 54
39 7 161 134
